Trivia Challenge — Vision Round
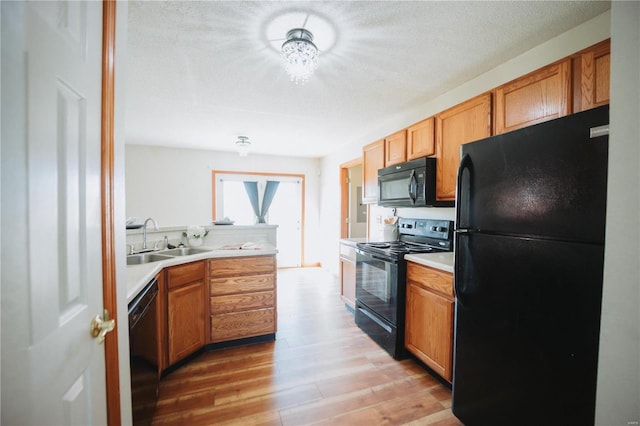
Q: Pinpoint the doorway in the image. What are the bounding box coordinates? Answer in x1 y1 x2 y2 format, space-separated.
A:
340 159 366 239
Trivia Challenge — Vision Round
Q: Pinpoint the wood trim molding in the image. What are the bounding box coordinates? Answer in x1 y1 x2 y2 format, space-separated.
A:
339 158 362 239
340 167 349 239
100 1 120 424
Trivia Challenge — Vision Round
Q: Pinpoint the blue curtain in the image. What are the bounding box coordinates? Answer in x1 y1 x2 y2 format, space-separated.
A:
259 181 280 223
243 181 260 221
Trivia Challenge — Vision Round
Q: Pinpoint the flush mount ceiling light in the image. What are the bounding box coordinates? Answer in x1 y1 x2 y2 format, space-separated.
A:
235 136 251 157
281 28 319 85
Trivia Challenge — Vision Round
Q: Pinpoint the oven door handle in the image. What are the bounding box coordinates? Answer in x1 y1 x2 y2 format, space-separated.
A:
371 254 397 264
356 249 398 264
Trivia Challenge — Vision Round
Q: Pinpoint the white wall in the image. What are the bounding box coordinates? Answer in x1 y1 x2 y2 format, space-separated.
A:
124 145 323 265
595 2 640 425
319 11 611 275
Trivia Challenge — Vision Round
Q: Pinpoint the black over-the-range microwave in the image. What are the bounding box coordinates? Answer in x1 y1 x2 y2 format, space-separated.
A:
377 157 453 207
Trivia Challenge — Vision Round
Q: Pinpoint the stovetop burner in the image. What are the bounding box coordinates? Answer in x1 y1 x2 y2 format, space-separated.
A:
357 218 453 259
368 242 395 249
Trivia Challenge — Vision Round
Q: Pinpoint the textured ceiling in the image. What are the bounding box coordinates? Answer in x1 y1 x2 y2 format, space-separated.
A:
125 1 610 158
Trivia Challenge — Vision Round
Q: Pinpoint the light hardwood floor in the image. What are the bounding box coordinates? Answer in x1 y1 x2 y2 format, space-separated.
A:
151 267 462 425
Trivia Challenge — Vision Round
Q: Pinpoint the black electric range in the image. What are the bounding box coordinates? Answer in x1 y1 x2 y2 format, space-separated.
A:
357 218 453 259
354 218 453 359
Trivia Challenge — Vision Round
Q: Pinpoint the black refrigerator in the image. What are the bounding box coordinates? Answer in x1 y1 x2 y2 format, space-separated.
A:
451 105 609 426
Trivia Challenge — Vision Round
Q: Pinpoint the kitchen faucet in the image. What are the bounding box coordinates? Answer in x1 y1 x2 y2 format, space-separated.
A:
142 217 159 251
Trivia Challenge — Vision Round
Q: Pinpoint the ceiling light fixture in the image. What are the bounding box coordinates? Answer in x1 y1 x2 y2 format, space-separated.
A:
281 28 318 85
235 136 251 157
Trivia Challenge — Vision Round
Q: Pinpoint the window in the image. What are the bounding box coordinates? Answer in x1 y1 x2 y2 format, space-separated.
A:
213 171 304 267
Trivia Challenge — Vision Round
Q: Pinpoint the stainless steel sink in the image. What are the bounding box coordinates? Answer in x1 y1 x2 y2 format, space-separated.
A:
162 247 212 256
126 253 175 266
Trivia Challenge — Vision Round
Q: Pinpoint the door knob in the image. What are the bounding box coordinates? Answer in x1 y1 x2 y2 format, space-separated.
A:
90 309 115 344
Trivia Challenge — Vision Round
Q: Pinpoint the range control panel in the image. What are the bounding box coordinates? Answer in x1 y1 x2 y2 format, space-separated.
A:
397 218 453 240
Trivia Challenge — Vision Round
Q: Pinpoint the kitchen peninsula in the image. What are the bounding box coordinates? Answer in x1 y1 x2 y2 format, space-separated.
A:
126 224 278 375
125 224 277 301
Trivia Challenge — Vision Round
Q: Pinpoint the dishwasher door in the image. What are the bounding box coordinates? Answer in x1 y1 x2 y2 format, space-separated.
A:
129 278 159 426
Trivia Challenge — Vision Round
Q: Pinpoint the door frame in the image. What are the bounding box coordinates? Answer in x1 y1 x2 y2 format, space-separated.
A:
101 1 120 424
339 158 362 238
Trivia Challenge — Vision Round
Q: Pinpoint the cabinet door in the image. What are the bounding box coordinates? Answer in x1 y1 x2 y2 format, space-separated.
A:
405 282 454 382
167 280 206 365
384 130 407 166
340 258 356 309
407 117 435 160
436 93 492 201
494 60 571 135
574 39 610 112
362 140 384 203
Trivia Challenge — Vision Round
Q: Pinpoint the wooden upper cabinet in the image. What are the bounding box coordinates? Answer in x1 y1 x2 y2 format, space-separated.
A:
362 139 384 204
494 59 571 135
407 117 435 160
384 130 407 166
573 39 610 112
436 93 492 201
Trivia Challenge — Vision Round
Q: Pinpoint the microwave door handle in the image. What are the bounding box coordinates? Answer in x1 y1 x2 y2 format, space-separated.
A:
408 170 417 204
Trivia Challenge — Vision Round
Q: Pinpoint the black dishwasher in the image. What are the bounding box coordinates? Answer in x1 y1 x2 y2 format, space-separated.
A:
129 278 159 426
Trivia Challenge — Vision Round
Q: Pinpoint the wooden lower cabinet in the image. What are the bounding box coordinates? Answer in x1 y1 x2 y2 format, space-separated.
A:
208 255 277 343
405 262 454 382
341 260 356 309
165 260 207 366
339 242 357 310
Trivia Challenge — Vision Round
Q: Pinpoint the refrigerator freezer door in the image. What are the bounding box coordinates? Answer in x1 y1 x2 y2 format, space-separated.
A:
452 232 604 426
457 105 609 244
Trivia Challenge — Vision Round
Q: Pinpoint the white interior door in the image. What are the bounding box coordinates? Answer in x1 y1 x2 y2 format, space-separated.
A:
268 179 303 267
1 2 108 424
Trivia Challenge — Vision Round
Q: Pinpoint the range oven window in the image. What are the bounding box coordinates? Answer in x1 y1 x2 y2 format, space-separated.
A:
356 252 398 324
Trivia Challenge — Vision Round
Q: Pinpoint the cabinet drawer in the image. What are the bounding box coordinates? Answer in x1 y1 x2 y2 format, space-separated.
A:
210 290 275 314
167 260 205 289
209 274 275 296
210 309 275 343
339 243 356 263
209 255 275 278
407 262 453 298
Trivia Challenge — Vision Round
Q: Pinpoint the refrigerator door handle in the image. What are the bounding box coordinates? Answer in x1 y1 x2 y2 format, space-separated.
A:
453 232 470 307
456 153 474 228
